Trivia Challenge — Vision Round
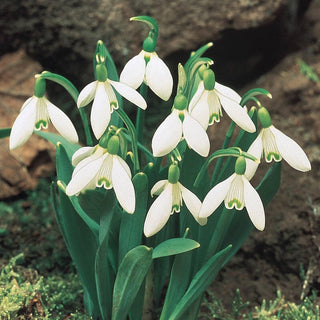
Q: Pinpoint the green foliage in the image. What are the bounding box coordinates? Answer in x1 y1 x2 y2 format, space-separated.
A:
298 60 319 83
0 254 90 320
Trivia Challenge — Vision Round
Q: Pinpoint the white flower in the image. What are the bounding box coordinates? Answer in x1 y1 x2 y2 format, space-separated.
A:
189 81 256 132
10 96 78 150
66 145 135 214
245 125 311 180
77 79 147 139
199 173 265 231
120 51 173 101
151 109 210 157
144 179 207 237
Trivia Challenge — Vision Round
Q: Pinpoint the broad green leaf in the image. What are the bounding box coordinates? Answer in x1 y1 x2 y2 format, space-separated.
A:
159 251 193 320
112 245 153 320
152 238 200 259
53 145 100 318
168 245 232 320
118 173 148 263
95 193 117 320
0 128 11 139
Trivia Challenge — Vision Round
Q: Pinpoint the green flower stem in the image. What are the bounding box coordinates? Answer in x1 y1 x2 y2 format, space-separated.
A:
39 71 93 146
210 121 236 186
116 108 140 173
135 83 148 145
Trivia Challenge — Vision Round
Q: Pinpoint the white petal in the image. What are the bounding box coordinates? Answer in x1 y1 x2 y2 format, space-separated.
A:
145 53 173 101
183 112 210 157
243 177 265 231
109 79 147 110
179 183 206 225
189 90 210 129
245 133 263 180
77 81 98 108
271 125 311 172
200 174 235 218
10 97 37 150
214 82 242 103
120 52 145 89
189 81 205 113
116 155 132 179
66 155 104 195
144 184 173 237
46 99 79 144
72 146 95 166
215 90 256 133
152 111 182 157
91 82 111 139
112 156 135 214
151 180 168 196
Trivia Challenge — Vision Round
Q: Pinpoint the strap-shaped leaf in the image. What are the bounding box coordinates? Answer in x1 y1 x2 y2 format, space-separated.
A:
168 245 232 320
118 172 149 263
152 238 200 259
112 245 153 320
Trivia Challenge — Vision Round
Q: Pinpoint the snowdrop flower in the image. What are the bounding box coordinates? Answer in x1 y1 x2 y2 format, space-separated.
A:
144 164 207 237
120 50 173 101
66 135 135 214
10 76 78 150
152 94 210 157
200 156 265 231
189 68 256 132
77 63 147 140
245 107 311 180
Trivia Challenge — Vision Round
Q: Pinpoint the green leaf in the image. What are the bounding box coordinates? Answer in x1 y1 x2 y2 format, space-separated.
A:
112 245 153 320
118 173 148 263
152 238 200 259
0 128 11 139
95 193 118 320
168 245 232 320
53 145 101 318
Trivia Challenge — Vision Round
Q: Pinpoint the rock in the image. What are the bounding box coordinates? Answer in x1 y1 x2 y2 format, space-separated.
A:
0 0 311 86
0 50 56 199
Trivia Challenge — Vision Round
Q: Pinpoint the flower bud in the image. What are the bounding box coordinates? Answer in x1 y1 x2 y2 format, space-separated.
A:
198 65 208 80
203 69 215 91
107 135 120 155
174 94 187 111
258 107 272 128
34 76 46 98
235 156 246 175
96 63 108 82
168 164 180 184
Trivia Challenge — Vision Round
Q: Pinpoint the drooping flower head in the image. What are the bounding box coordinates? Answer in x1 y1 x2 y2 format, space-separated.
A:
144 163 207 237
77 62 147 140
200 156 265 231
120 16 173 101
10 75 78 150
152 93 210 157
245 106 311 180
66 132 135 214
189 67 256 133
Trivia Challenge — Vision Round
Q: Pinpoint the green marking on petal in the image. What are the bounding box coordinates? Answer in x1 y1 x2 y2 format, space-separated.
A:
35 120 48 130
97 177 112 189
178 112 185 122
110 101 118 111
266 152 281 162
172 204 180 213
209 113 220 125
227 199 243 210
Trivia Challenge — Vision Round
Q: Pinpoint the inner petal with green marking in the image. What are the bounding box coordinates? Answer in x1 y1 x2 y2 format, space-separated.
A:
225 174 244 210
171 183 182 213
262 128 282 163
35 98 49 130
96 154 113 189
